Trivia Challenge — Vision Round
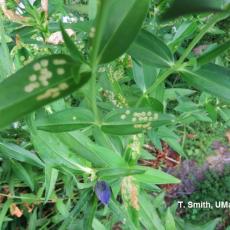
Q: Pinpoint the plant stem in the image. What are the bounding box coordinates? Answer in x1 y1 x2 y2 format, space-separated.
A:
136 68 174 106
89 2 106 123
0 14 13 77
177 12 230 65
90 65 99 122
136 11 230 106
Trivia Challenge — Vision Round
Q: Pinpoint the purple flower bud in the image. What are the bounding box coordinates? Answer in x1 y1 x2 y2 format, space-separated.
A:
95 181 111 205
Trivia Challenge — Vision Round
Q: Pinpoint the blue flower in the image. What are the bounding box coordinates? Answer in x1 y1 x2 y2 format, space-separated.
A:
95 181 111 205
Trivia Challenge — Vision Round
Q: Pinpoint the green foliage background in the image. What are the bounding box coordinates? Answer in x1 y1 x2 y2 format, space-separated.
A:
0 0 229 229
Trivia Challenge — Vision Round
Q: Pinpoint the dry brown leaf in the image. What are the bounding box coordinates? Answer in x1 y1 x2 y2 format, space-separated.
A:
225 131 230 143
0 0 28 23
41 0 48 16
10 203 23 218
47 29 75 45
23 203 34 213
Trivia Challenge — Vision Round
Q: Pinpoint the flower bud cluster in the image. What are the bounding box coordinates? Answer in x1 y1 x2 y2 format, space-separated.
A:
121 176 139 210
100 89 128 108
129 135 141 160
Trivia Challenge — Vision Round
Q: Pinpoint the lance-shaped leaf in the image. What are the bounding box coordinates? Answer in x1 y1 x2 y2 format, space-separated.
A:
93 0 150 64
132 59 158 92
101 108 174 135
0 54 91 129
60 22 84 62
165 208 176 230
36 107 95 132
57 131 126 168
161 0 223 21
30 129 92 173
84 195 98 229
128 30 174 68
134 166 180 185
45 167 59 203
11 161 35 191
96 168 145 179
197 40 230 66
0 142 44 167
181 64 230 103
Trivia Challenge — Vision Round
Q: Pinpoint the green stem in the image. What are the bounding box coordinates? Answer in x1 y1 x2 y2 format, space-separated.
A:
177 12 230 65
136 68 174 106
0 14 14 77
136 11 230 106
89 2 107 123
90 64 99 123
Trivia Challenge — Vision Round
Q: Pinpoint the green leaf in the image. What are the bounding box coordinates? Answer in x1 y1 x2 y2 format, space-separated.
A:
88 0 97 20
45 167 59 203
161 0 223 21
92 218 106 230
0 54 90 129
101 108 174 135
140 97 164 113
0 199 12 230
134 166 180 185
0 142 44 167
158 126 185 155
181 64 230 103
139 194 164 230
205 102 218 121
197 40 230 65
93 0 150 64
132 59 157 92
169 22 198 52
83 195 97 230
96 168 145 179
164 88 196 101
59 190 91 229
56 199 69 218
11 161 34 191
185 218 220 230
36 108 95 132
128 30 174 68
58 132 126 168
109 199 138 230
28 209 37 230
30 128 92 173
93 127 122 155
0 17 13 80
60 22 84 62
165 208 176 230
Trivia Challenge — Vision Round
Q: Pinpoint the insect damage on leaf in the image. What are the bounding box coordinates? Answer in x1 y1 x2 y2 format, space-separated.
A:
119 110 159 130
23 58 71 101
